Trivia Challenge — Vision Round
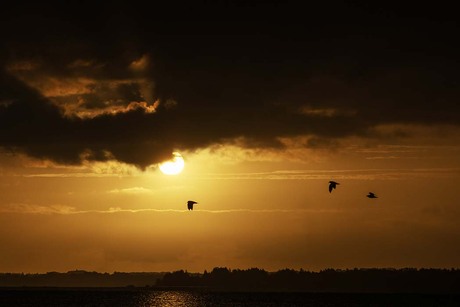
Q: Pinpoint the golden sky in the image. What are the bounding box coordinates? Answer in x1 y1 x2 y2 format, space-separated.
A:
1 1 459 273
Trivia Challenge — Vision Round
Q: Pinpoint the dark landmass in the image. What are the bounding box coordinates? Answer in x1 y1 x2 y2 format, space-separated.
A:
2 268 460 293
157 268 460 293
0 270 164 287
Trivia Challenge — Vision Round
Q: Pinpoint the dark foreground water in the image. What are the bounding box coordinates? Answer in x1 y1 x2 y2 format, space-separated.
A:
1 289 460 306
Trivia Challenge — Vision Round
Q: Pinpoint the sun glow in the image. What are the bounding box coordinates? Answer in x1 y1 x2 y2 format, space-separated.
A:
159 152 185 175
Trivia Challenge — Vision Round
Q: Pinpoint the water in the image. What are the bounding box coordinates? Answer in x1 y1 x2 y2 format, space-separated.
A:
1 289 460 306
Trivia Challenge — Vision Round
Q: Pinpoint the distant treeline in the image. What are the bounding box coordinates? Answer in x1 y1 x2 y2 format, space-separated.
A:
158 268 460 293
2 268 460 293
0 270 164 287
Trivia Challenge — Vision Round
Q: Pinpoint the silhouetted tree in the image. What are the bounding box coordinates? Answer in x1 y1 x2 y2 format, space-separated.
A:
157 270 199 287
155 267 460 292
3 268 460 292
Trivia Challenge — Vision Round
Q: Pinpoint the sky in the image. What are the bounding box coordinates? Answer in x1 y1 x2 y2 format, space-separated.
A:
1 1 460 273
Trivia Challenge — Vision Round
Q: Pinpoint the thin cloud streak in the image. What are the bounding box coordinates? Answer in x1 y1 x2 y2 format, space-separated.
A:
107 187 153 194
195 168 460 181
0 204 341 215
20 173 130 178
14 167 460 181
193 209 342 214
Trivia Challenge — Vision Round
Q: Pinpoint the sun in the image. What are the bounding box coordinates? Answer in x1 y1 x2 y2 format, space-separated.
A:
159 152 185 175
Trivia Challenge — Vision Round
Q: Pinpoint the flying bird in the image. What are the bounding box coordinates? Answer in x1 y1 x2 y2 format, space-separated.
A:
329 181 339 193
366 192 377 199
187 200 198 210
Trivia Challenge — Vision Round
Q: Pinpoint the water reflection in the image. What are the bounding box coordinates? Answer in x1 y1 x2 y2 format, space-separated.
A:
2 289 459 307
139 290 205 307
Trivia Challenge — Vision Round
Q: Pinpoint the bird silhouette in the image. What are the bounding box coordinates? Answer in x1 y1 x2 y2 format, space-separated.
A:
329 181 339 193
366 192 377 199
187 200 198 210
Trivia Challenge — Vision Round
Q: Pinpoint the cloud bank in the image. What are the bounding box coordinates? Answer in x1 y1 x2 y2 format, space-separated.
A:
1 2 459 168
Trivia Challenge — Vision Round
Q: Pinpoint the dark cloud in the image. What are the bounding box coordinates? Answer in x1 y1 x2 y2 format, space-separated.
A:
1 1 459 167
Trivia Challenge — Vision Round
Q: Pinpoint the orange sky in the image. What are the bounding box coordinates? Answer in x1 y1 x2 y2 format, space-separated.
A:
1 2 460 273
1 136 459 273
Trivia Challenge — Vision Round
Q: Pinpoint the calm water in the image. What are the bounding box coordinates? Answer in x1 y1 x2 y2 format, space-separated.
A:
1 289 460 306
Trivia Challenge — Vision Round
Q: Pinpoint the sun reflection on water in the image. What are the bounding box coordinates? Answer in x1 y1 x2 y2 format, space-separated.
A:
139 291 204 307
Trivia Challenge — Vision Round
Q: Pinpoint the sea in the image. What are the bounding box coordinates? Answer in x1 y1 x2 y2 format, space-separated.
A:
1 288 460 306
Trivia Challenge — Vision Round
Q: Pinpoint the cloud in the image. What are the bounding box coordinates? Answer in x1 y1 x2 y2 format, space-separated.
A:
7 55 157 119
193 168 460 181
0 204 341 215
108 187 153 194
0 204 78 214
1 2 459 168
298 106 357 118
129 54 150 72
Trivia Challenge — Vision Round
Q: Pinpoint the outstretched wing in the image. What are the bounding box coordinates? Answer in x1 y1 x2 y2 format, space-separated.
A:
367 192 377 198
187 200 198 210
329 181 338 193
